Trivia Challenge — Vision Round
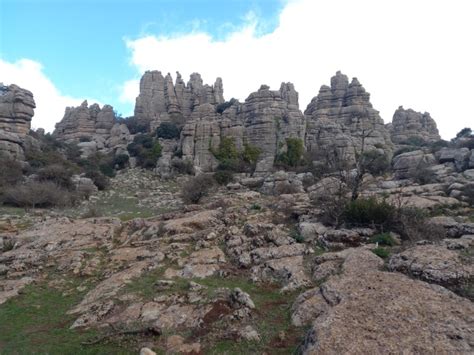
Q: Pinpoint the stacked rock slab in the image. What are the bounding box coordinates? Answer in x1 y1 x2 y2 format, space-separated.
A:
304 71 393 165
389 106 441 144
241 83 305 172
54 100 115 142
134 71 224 128
0 84 36 160
180 82 306 173
54 101 130 156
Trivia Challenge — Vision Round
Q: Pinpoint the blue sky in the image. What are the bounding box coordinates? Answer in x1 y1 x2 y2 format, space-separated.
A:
1 0 284 119
1 0 474 138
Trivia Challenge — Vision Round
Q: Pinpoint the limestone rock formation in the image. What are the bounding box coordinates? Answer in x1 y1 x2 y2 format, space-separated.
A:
54 101 130 156
0 84 36 159
390 106 441 144
134 71 224 127
54 100 115 142
297 248 474 354
241 83 306 172
179 81 306 172
304 71 393 165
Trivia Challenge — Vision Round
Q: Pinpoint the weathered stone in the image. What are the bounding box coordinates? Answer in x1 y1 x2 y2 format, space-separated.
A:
392 150 436 179
54 101 130 157
389 243 473 296
305 72 393 166
436 147 471 171
298 248 474 354
0 84 35 159
389 106 440 144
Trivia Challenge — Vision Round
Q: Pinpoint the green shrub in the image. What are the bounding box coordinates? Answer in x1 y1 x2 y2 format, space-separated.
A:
156 122 181 139
127 134 162 169
171 158 195 175
372 247 390 259
118 116 150 134
428 140 450 153
37 164 74 189
276 138 304 168
214 170 234 185
289 229 305 243
211 137 261 173
0 155 23 189
456 127 472 138
360 150 390 176
216 98 238 114
370 233 396 246
343 197 395 228
3 181 75 209
85 170 109 190
113 154 129 170
242 143 261 170
181 174 215 204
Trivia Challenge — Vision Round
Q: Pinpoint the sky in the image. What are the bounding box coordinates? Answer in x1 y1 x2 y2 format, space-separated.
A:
1 0 473 138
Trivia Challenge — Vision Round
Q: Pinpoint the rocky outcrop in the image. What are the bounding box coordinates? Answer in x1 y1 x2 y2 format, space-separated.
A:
389 106 441 144
54 101 130 156
134 71 224 126
304 71 393 165
0 84 36 159
241 83 305 172
180 81 306 172
296 248 474 353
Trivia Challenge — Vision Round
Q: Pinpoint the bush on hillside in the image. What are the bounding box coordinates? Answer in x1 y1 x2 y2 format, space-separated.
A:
213 170 234 185
3 181 77 209
171 158 195 175
127 134 162 169
181 174 215 204
342 197 396 228
275 138 305 168
156 122 181 139
118 116 150 134
37 164 74 189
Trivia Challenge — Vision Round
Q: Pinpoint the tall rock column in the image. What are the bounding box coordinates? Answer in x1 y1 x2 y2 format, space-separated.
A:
305 71 393 166
0 84 36 160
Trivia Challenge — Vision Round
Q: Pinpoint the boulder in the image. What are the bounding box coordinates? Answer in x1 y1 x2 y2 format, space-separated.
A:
392 150 436 179
297 248 474 354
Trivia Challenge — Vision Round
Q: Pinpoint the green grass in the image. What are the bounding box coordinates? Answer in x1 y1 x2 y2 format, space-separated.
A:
372 247 390 259
0 278 134 354
122 270 307 354
0 206 26 217
370 233 396 246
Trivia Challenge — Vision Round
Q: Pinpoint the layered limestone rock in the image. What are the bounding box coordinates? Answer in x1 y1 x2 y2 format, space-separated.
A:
134 71 224 126
0 84 36 159
390 106 441 144
304 71 393 165
54 100 115 142
241 83 306 172
179 81 305 173
54 101 130 156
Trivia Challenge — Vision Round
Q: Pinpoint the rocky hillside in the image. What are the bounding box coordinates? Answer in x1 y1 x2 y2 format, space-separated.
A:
0 166 473 353
50 70 443 174
1 72 473 354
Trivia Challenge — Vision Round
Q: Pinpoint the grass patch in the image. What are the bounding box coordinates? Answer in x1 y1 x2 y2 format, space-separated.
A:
372 247 390 259
369 233 396 246
0 278 133 354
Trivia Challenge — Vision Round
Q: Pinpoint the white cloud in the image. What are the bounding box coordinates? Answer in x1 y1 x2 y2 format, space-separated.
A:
0 59 99 133
123 0 474 139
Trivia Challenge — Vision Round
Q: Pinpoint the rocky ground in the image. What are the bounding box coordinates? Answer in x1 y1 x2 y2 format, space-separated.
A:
1 169 473 354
